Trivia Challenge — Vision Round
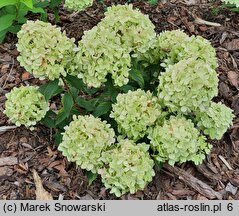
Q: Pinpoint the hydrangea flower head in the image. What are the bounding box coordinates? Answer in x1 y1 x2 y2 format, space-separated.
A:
158 58 218 113
17 20 77 80
64 0 93 11
195 102 234 139
148 116 212 165
4 86 49 128
100 139 155 197
58 115 115 173
110 89 162 140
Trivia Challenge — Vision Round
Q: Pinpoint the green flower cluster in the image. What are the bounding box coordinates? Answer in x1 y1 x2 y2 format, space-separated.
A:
148 116 212 165
74 25 131 87
58 115 115 173
64 0 93 11
100 139 155 197
158 58 218 113
17 20 77 80
110 89 161 141
100 4 156 55
222 0 239 7
4 86 49 128
74 4 156 87
140 29 217 69
195 102 234 139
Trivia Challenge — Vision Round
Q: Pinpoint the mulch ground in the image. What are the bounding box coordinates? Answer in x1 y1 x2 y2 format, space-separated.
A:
0 0 239 200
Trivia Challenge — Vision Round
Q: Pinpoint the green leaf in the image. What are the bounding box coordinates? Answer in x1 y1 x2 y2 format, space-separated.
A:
54 130 63 146
63 92 74 117
20 0 33 9
93 101 112 117
8 24 21 33
85 171 98 185
49 0 61 8
30 6 45 14
0 0 17 9
0 14 15 32
64 74 84 90
40 110 56 128
0 29 8 43
129 69 145 88
76 97 95 112
55 110 68 126
38 79 59 100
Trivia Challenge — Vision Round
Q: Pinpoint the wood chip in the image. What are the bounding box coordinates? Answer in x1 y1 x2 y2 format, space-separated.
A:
0 156 18 167
226 39 239 51
32 169 53 200
163 164 222 199
0 126 17 134
218 155 233 170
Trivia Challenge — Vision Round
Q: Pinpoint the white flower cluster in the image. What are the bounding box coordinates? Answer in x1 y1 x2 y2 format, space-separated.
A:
17 20 77 80
4 86 49 128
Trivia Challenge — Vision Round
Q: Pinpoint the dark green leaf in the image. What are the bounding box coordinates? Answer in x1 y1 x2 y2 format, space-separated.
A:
93 101 112 117
76 97 95 112
0 29 8 43
40 110 56 128
120 84 135 93
0 14 15 32
64 74 84 90
63 92 74 117
55 110 68 126
8 24 21 33
38 79 59 100
54 130 63 146
85 171 98 185
49 0 61 8
129 69 145 88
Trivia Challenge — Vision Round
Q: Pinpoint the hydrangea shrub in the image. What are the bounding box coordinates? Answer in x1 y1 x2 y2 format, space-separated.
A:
100 139 155 197
148 116 212 165
17 20 77 80
195 102 234 139
4 86 49 128
58 115 115 173
4 4 235 197
110 89 161 140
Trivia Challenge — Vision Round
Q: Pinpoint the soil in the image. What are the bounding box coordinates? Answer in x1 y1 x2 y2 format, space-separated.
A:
0 0 239 200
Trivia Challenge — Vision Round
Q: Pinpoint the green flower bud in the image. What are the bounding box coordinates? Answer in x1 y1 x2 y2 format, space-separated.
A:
110 89 162 141
100 139 155 197
4 86 49 128
17 20 77 80
58 115 115 173
158 58 218 113
64 0 93 11
195 102 234 139
148 116 212 166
